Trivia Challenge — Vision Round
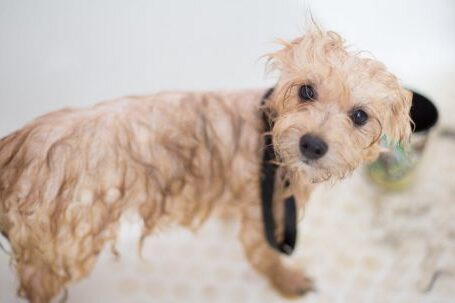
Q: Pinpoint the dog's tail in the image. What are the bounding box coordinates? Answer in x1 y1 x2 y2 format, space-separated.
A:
0 129 31 238
0 136 9 248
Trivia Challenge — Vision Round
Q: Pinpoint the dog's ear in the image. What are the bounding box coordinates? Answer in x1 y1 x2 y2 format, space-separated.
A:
383 88 413 146
265 31 346 75
265 36 304 73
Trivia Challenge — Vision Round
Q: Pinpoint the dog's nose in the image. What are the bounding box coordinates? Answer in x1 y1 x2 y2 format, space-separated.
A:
299 134 328 160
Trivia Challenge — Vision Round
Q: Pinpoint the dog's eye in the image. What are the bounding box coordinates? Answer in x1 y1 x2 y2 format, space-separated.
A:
298 85 316 101
350 109 368 126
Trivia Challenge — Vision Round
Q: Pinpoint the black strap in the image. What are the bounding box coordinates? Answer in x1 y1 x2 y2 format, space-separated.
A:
260 88 297 255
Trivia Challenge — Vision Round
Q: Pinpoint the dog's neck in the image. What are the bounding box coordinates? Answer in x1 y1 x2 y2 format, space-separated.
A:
260 88 297 255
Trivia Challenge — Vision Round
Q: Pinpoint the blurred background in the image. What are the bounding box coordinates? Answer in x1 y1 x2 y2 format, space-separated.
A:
1 1 454 302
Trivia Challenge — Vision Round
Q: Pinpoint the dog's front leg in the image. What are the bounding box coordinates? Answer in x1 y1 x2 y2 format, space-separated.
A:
239 203 313 297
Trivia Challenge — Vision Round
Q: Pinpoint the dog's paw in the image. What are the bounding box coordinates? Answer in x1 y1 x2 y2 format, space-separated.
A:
271 268 314 298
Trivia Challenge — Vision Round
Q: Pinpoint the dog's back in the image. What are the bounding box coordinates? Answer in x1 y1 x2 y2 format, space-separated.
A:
0 90 264 302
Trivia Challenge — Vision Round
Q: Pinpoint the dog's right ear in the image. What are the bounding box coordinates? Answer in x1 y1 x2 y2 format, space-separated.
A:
265 30 346 75
265 37 304 74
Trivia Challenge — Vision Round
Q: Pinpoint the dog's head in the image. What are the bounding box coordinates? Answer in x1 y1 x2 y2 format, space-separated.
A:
266 30 412 183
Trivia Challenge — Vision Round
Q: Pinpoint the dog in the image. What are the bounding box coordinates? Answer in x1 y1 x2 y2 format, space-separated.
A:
0 28 412 302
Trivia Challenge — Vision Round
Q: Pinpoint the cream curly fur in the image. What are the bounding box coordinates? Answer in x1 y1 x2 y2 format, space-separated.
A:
0 28 412 302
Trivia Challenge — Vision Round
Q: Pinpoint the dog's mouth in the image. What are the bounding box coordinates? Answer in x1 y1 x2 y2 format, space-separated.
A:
300 157 320 175
301 157 318 167
302 158 313 166
299 158 335 183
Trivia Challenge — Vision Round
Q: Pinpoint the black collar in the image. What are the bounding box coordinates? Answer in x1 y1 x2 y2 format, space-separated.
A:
260 88 297 255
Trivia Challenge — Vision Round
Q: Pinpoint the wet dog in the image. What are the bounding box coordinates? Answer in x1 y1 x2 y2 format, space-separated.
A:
0 28 412 302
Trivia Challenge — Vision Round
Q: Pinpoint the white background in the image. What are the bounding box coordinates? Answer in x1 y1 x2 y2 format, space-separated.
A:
0 0 454 136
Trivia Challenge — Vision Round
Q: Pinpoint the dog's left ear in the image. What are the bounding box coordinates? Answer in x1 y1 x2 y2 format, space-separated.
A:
383 88 413 146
